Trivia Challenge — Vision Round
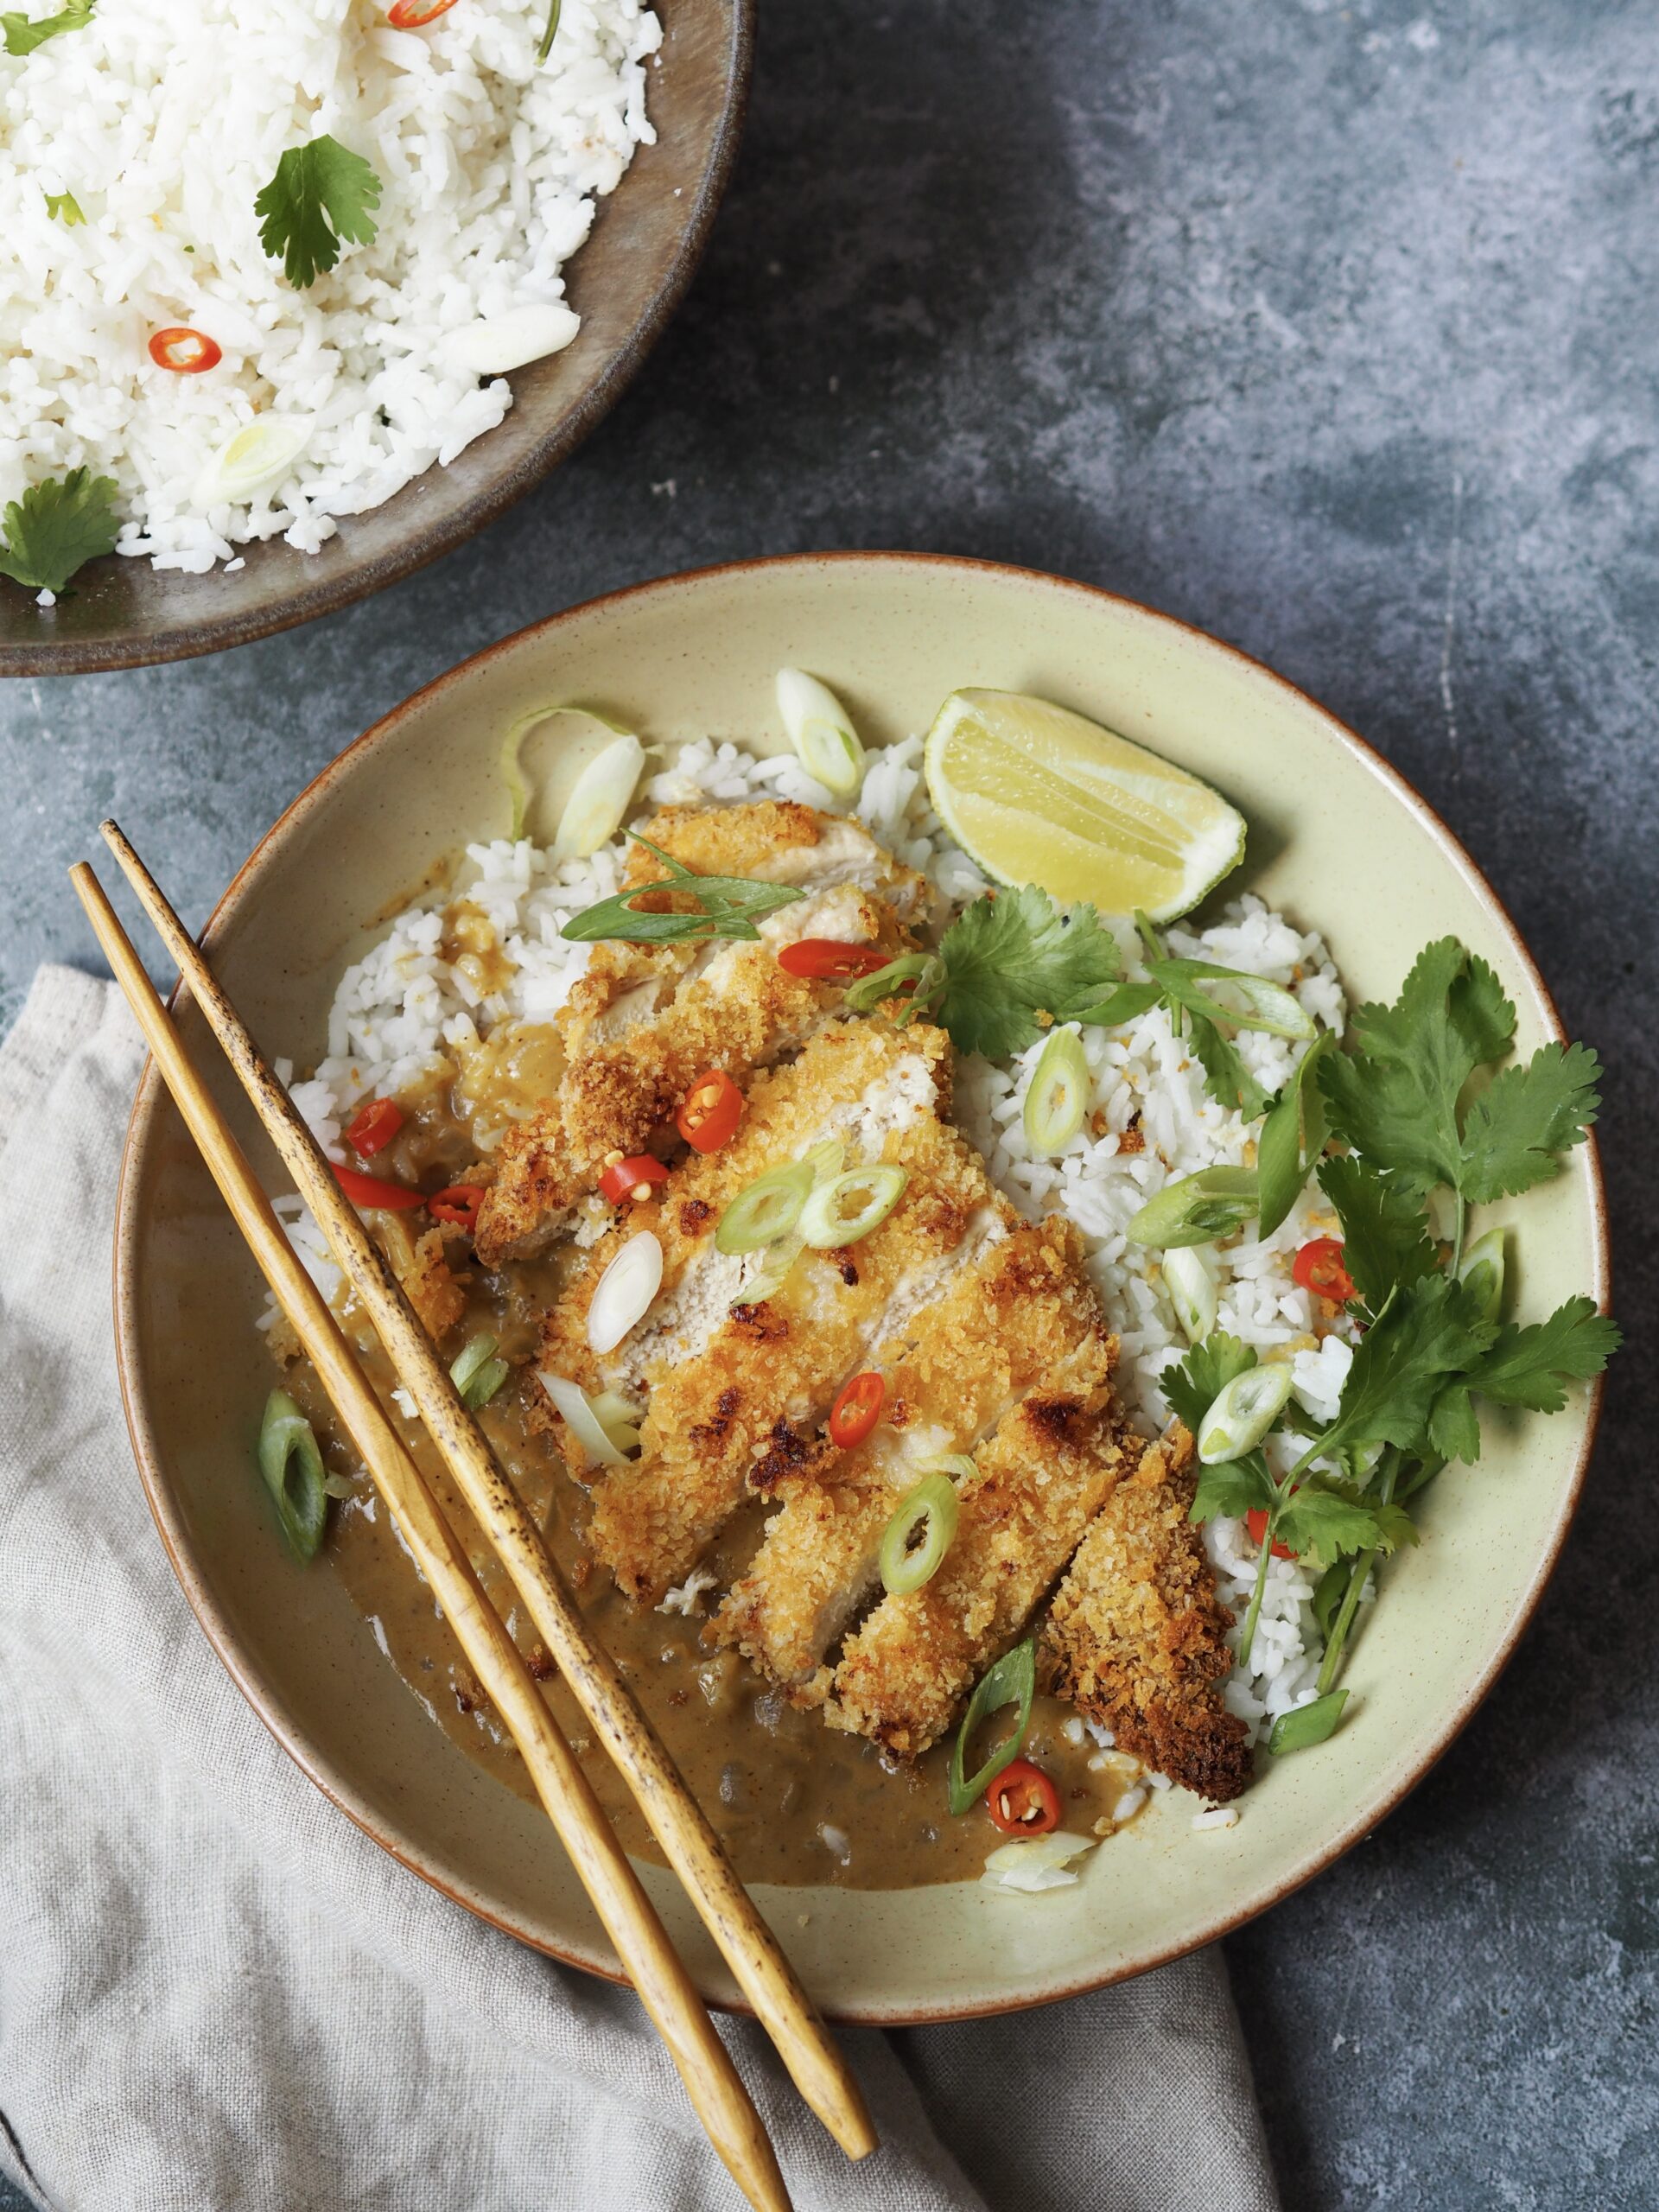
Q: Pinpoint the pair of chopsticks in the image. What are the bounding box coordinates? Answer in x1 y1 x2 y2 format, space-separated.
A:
73 823 877 2212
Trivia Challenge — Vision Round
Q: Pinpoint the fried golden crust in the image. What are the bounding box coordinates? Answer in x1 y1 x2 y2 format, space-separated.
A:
1039 1425 1254 1802
823 1342 1132 1758
474 803 925 1266
716 1216 1111 1694
537 1022 1001 1599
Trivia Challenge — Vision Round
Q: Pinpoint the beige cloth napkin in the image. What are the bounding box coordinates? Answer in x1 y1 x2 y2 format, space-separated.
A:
0 964 1280 2212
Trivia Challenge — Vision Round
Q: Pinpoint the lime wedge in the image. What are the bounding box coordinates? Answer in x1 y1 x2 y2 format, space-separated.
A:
923 690 1246 922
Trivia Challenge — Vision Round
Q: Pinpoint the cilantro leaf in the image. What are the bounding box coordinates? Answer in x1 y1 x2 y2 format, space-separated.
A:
1257 1033 1332 1237
1319 938 1515 1197
1427 1381 1483 1465
925 886 1120 1059
1190 1452 1274 1523
45 188 84 225
1276 1480 1413 1565
1316 1274 1496 1468
0 467 118 595
1317 1155 1438 1311
255 135 382 289
1188 1013 1271 1122
1428 1299 1617 1464
1160 1331 1257 1435
1459 1042 1601 1203
3 0 94 55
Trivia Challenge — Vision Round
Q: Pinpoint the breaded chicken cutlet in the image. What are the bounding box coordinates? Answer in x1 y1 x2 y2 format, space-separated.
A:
474 802 928 1266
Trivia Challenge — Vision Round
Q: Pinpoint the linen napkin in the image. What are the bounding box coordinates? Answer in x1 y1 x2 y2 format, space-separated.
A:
0 963 1281 2212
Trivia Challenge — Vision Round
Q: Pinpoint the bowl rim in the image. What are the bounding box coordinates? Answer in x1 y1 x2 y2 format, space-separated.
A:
111 549 1611 2024
1 0 754 680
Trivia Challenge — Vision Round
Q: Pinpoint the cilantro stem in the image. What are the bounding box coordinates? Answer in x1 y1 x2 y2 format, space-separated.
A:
1451 1192 1467 1277
1237 1518 1275 1671
1314 1448 1399 1694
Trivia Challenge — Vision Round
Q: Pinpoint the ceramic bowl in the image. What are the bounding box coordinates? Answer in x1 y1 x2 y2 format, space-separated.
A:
113 553 1609 2023
0 0 751 679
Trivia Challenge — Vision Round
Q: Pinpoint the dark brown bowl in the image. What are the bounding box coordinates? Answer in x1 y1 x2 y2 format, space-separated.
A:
0 0 751 677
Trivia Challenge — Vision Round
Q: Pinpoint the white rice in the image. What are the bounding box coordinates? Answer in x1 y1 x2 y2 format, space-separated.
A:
2 0 658 588
271 732 1359 1764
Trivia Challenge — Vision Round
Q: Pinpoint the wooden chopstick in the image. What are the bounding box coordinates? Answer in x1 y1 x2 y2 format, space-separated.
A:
73 864 793 2212
96 818 878 2169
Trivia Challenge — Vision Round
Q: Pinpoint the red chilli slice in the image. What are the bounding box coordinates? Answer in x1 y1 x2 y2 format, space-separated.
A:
387 0 458 23
334 1162 424 1211
676 1069 743 1154
828 1370 885 1450
599 1155 671 1205
429 1185 486 1232
984 1758 1061 1836
1292 1236 1357 1304
344 1096 404 1158
775 940 893 982
1245 1507 1298 1562
149 327 222 374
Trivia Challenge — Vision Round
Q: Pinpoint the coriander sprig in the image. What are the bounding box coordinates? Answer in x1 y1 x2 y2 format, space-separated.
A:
559 833 807 944
255 134 382 289
0 467 119 597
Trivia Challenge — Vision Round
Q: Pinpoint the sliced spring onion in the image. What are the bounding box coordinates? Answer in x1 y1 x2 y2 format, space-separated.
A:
1126 1166 1258 1249
588 1387 643 1456
1209 971 1317 1040
982 1830 1096 1893
878 1469 963 1596
947 1637 1036 1816
1162 1245 1217 1344
715 1159 815 1255
1022 1026 1091 1154
736 1233 804 1309
499 704 640 842
1197 1362 1294 1465
1267 1688 1349 1756
1456 1225 1506 1323
551 731 645 861
197 415 314 505
587 1230 663 1354
450 1331 509 1411
445 302 580 378
257 1389 327 1561
537 1370 629 1467
799 1162 908 1249
775 667 865 798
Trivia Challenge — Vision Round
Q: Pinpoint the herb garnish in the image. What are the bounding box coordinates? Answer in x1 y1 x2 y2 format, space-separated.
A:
0 467 118 597
2 0 94 56
538 0 562 62
1167 935 1618 1735
846 885 1120 1059
560 835 807 944
255 135 382 289
44 188 84 225
1318 937 1601 1270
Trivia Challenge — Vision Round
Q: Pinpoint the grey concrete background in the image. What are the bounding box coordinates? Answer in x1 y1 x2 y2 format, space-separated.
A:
3 1 1656 2205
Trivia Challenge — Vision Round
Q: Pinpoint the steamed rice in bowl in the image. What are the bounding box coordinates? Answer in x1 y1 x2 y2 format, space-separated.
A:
0 0 659 594
270 728 1357 1791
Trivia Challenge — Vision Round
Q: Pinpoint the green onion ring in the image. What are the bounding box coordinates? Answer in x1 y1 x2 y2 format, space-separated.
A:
948 1637 1037 1816
799 1162 908 1249
716 1159 816 1255
1126 1166 1259 1249
450 1331 509 1411
878 1468 964 1596
257 1389 328 1562
1022 1026 1091 1154
1196 1362 1294 1464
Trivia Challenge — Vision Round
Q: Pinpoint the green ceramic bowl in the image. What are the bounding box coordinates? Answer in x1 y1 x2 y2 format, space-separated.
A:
113 553 1609 2023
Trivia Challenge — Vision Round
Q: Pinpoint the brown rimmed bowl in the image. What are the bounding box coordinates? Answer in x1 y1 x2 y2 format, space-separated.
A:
112 551 1610 2023
0 0 751 678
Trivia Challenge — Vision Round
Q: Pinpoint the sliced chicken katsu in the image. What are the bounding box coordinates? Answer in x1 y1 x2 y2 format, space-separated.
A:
535 1020 1007 1600
823 1343 1146 1758
716 1217 1109 1701
474 802 928 1266
1039 1426 1253 1802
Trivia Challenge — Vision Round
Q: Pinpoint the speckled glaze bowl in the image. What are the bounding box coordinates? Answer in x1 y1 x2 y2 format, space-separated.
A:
0 0 751 679
113 553 1609 2023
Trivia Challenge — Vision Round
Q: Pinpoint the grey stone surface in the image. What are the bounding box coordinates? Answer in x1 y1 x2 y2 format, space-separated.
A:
3 2 1656 2206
